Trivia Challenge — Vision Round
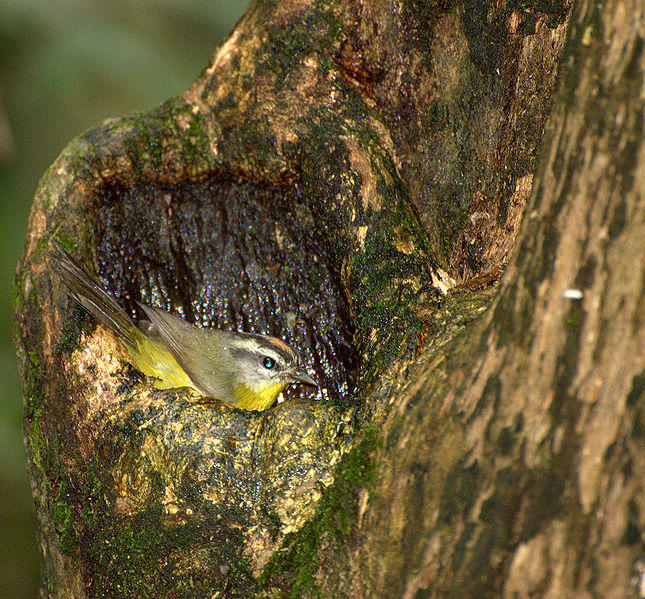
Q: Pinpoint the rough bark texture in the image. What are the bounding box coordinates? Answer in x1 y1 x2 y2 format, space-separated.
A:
14 0 643 596
334 0 643 597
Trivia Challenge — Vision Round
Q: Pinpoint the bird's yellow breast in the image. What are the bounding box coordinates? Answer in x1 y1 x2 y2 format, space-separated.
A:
126 336 197 391
233 381 288 411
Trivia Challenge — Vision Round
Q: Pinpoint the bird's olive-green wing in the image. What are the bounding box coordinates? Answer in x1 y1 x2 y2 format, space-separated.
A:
138 304 235 400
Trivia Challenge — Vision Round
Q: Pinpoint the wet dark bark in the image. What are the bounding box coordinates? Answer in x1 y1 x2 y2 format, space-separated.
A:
14 0 641 596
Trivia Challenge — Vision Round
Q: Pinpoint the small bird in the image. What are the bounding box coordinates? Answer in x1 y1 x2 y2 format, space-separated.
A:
50 243 317 411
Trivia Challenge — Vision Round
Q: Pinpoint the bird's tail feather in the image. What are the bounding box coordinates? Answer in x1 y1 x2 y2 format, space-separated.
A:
50 242 139 349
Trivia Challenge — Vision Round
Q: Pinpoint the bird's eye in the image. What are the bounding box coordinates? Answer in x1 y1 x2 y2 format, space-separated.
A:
263 356 275 369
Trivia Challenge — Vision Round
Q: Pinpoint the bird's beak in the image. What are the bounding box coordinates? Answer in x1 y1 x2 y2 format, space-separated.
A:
287 369 318 387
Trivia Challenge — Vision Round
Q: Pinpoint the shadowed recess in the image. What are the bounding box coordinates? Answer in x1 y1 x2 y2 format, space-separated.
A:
87 175 358 407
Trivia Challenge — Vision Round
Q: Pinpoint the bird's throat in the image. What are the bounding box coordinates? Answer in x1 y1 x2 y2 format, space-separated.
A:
233 381 287 411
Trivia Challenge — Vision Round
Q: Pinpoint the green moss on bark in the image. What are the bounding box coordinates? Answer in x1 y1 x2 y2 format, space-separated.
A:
258 426 378 597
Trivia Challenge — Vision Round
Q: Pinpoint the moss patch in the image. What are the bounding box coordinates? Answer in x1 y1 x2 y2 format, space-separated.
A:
258 426 378 597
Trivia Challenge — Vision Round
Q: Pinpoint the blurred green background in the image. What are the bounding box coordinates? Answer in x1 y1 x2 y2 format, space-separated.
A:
0 1 245 595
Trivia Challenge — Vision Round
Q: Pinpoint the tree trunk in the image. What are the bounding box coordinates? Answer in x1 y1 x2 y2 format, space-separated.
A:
14 0 643 596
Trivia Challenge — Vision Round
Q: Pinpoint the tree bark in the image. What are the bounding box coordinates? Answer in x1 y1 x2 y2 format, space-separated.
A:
334 0 644 597
14 0 643 596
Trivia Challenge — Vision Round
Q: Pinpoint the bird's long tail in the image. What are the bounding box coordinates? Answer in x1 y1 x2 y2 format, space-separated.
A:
50 242 139 349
